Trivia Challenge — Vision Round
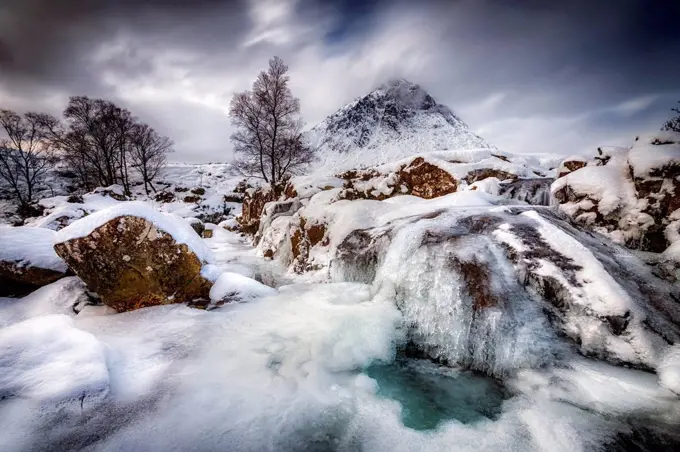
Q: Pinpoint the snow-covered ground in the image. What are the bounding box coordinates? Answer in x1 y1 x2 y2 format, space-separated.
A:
2 211 679 451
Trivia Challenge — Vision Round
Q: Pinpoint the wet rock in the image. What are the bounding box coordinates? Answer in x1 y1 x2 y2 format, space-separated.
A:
54 216 212 312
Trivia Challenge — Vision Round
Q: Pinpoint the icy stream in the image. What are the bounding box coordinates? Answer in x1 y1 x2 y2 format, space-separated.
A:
1 227 680 451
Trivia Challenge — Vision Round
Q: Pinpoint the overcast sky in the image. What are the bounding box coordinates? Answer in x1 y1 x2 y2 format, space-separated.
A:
1 0 679 163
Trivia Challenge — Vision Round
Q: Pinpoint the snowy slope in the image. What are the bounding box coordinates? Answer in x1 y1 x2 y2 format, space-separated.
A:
306 79 495 174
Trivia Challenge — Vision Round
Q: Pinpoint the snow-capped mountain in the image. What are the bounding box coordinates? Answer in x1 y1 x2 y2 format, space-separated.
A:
306 79 494 174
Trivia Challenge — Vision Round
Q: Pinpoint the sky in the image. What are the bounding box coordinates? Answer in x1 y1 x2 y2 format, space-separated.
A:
1 0 679 163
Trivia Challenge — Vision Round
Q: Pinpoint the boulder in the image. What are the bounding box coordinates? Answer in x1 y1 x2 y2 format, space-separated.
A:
0 226 70 296
54 208 213 312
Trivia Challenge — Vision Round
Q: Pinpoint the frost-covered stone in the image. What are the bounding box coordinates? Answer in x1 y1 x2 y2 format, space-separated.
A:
0 226 69 295
54 202 213 312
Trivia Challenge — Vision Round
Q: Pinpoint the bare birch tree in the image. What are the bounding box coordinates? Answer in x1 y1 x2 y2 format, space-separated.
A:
0 110 57 216
229 57 314 186
129 123 172 194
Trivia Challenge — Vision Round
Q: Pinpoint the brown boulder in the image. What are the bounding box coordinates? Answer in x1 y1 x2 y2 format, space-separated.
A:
399 157 458 198
54 216 212 312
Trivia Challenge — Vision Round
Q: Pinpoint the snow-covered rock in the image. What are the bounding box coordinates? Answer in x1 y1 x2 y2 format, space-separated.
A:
330 203 680 373
0 226 69 295
552 131 680 253
54 202 214 312
208 271 278 305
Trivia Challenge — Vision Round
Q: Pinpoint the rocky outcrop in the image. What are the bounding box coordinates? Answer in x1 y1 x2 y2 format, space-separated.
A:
331 207 680 373
54 216 212 312
552 132 680 253
239 186 278 235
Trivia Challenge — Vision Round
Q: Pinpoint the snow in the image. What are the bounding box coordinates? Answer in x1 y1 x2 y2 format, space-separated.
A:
0 277 88 327
0 226 68 272
1 207 680 450
628 132 680 177
54 201 215 264
551 163 637 216
209 271 278 302
0 314 109 402
305 80 495 175
659 345 680 395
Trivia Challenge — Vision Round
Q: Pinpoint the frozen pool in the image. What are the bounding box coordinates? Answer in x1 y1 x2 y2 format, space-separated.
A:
365 357 506 430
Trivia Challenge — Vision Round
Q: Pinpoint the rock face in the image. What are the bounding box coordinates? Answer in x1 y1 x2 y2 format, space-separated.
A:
239 186 277 235
54 216 212 312
552 132 680 253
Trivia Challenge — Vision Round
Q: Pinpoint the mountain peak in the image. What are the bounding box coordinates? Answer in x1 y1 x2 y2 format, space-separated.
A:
306 81 494 173
373 78 436 111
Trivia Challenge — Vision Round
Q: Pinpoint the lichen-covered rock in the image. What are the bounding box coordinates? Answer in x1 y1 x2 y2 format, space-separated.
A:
54 216 212 312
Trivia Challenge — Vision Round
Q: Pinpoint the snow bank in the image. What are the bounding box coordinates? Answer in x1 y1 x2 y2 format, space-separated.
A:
629 132 680 177
0 226 67 272
54 201 214 263
209 271 278 302
0 314 109 402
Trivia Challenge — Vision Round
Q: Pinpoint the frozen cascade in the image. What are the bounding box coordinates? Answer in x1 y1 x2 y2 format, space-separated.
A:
498 178 555 206
344 211 564 377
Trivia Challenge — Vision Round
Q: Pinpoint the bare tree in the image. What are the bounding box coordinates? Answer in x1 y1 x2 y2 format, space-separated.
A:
129 123 172 194
229 56 314 187
0 110 57 216
662 101 680 133
59 96 136 192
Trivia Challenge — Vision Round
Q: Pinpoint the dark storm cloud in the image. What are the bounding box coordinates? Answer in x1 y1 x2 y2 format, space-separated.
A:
0 0 679 161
